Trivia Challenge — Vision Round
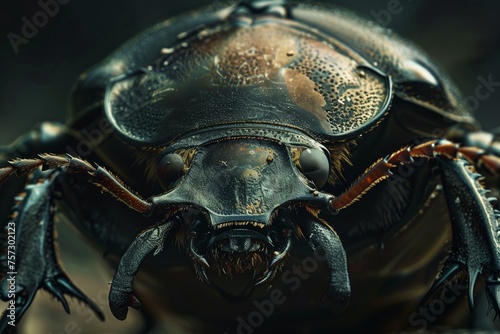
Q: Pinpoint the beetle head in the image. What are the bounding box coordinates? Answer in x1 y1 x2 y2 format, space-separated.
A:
149 135 333 294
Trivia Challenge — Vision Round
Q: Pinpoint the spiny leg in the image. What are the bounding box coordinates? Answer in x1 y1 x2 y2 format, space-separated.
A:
462 130 500 205
0 154 155 330
329 139 500 211
326 138 500 317
428 158 500 314
462 130 500 158
0 169 104 332
0 154 152 214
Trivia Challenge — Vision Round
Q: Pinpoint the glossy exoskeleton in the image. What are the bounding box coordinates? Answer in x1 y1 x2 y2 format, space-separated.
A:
1 0 500 333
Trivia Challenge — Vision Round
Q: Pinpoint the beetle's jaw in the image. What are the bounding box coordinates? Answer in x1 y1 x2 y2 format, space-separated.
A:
187 216 292 294
180 204 350 312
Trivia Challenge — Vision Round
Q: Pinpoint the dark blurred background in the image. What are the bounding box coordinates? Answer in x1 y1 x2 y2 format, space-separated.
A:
0 0 500 145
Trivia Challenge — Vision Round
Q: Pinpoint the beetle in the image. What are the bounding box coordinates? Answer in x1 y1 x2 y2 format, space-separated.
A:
1 0 500 333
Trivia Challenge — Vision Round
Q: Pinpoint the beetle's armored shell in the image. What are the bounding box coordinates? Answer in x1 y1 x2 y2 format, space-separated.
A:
105 21 392 144
73 2 476 148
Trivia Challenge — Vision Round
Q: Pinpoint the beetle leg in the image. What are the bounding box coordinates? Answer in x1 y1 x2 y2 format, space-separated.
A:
0 169 104 331
422 157 500 315
325 138 500 316
462 130 500 158
329 139 500 211
302 218 350 314
0 154 153 214
109 222 174 320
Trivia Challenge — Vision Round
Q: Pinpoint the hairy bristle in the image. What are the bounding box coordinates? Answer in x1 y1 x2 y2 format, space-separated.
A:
325 140 356 185
134 148 165 186
210 246 269 278
174 224 189 249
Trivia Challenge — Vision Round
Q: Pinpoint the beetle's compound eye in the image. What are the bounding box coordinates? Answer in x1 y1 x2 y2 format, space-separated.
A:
298 148 330 188
158 153 185 189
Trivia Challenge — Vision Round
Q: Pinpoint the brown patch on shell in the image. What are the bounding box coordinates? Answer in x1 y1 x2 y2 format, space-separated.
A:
283 69 329 131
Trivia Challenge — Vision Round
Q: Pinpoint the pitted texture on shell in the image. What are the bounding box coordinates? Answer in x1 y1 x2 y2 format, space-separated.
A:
286 37 387 134
210 25 295 86
292 4 470 117
106 21 390 144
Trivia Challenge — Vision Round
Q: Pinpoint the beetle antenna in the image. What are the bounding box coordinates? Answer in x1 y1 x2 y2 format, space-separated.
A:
0 154 153 214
